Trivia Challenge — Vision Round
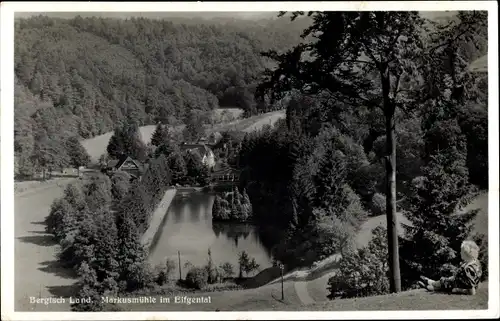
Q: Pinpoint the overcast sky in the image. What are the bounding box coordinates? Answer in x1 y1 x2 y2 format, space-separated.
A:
14 11 280 20
15 11 457 21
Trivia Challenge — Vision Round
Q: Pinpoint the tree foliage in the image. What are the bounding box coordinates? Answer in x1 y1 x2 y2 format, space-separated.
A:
212 188 252 222
106 120 147 161
66 136 91 170
399 106 481 289
150 123 170 147
255 10 487 291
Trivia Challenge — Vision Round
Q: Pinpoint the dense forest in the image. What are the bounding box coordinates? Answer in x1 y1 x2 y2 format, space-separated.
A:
14 15 310 176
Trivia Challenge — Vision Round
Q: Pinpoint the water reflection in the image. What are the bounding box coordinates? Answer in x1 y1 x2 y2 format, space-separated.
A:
149 191 273 278
212 223 252 247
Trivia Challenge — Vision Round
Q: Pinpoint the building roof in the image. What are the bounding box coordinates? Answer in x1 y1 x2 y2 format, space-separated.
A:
180 143 213 157
212 166 240 176
107 155 143 172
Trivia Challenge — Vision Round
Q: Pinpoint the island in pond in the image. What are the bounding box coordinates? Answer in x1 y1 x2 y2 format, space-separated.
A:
212 188 253 222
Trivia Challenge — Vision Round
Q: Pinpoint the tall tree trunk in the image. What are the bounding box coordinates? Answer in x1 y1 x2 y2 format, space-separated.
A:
385 111 401 292
382 70 401 293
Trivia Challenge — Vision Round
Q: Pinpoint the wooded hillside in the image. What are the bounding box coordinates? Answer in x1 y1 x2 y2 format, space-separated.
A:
14 15 310 175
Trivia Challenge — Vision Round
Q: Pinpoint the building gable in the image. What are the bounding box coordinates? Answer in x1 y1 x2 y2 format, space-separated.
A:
120 158 139 170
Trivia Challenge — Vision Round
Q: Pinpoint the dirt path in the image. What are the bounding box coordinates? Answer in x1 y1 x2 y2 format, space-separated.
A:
294 280 315 305
15 183 75 311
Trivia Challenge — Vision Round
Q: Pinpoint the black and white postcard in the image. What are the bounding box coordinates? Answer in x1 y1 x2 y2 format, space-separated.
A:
1 1 498 320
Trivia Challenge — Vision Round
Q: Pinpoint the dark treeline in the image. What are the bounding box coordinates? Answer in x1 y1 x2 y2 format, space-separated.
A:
14 15 309 177
238 11 488 297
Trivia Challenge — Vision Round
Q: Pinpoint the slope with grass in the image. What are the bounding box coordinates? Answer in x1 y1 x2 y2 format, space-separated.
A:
259 191 489 304
119 281 301 311
80 124 181 163
81 109 286 162
211 110 286 133
277 282 488 311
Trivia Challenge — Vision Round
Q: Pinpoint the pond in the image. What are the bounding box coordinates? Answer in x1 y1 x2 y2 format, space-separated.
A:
148 191 274 278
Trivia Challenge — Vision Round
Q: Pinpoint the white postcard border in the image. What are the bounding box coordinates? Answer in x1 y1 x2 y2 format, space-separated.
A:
1 1 498 320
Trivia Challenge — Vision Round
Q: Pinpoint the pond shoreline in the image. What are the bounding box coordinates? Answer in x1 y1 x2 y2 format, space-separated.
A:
141 188 178 251
148 190 275 277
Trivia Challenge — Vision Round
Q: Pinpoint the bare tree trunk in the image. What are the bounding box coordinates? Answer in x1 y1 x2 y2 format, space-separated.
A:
382 70 401 293
385 112 401 293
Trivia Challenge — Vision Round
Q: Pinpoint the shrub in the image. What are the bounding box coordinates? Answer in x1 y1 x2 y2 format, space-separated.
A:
154 265 168 286
154 258 177 286
238 251 260 277
205 248 218 284
219 262 235 279
165 258 177 280
125 262 155 292
185 267 208 290
369 193 386 217
100 276 119 297
327 226 390 299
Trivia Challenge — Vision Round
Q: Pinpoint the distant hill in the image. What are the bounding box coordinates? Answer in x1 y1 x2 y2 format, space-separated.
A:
15 11 281 21
14 14 309 174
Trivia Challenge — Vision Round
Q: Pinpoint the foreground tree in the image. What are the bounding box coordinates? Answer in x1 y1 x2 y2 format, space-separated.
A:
257 11 486 293
399 103 481 288
115 213 150 291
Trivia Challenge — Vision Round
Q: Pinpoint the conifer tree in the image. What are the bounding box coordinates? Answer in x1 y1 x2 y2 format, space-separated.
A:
167 152 187 185
115 213 149 291
400 106 479 288
151 123 170 147
71 262 104 312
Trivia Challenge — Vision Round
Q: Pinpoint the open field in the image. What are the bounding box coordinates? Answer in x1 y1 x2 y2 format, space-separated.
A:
81 109 286 162
81 124 182 163
212 107 244 120
15 177 76 197
212 110 286 133
14 181 77 311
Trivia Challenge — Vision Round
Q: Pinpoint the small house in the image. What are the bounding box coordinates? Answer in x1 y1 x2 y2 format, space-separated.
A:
179 143 216 169
104 155 145 180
